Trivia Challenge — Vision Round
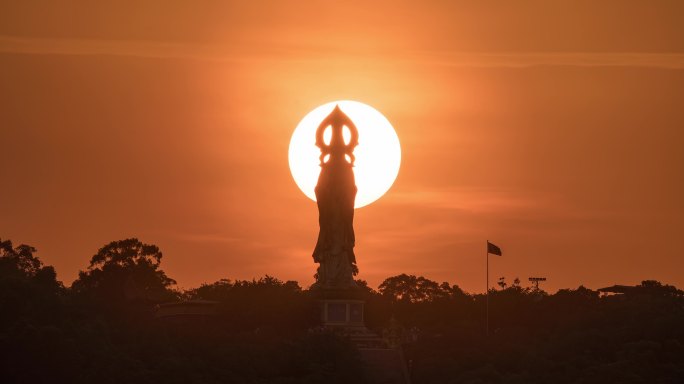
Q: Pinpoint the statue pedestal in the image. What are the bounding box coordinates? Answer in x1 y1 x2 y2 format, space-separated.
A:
312 288 365 328
320 299 365 327
312 288 387 349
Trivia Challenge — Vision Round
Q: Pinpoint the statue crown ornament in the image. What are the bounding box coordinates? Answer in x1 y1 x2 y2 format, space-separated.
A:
315 105 359 166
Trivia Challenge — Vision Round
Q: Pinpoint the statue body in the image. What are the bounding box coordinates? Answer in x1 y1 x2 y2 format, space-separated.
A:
311 105 359 290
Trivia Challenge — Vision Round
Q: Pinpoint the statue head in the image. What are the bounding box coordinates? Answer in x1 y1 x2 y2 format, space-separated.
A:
315 105 359 166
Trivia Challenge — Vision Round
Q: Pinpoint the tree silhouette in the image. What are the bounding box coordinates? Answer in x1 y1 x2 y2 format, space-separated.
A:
0 239 42 277
497 276 507 289
0 238 62 327
187 275 317 332
71 238 177 306
636 279 684 298
379 274 450 303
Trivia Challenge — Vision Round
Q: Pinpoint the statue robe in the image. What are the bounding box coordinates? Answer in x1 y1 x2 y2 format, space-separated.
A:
312 155 357 287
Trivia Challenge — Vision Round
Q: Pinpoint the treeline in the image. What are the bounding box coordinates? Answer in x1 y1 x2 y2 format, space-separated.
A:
1 237 683 383
0 238 360 384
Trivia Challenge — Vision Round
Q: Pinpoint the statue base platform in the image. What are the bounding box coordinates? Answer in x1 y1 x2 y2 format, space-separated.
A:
310 288 388 349
320 298 365 327
310 287 365 328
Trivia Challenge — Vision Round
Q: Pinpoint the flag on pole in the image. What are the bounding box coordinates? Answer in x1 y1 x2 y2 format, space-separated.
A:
487 241 502 256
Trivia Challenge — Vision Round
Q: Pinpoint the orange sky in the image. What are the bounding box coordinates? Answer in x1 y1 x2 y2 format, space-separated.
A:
1 1 683 293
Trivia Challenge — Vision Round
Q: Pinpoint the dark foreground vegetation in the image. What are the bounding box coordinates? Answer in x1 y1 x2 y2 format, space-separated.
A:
1 237 683 383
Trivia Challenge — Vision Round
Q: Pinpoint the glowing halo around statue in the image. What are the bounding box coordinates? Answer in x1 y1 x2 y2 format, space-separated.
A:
289 100 401 208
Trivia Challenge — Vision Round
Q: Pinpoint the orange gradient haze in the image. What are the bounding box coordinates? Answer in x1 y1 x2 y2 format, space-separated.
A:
1 1 683 293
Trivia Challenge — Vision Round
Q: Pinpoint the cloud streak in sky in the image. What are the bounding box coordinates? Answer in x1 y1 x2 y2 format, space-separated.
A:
2 35 684 69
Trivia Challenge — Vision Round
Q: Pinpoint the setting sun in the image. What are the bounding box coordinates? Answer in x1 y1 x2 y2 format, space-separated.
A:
288 100 401 208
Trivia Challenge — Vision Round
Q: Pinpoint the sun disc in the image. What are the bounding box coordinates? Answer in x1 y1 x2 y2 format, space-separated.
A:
288 100 401 208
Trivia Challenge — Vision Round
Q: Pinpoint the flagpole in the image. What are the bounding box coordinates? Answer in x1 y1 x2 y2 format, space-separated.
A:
486 240 489 337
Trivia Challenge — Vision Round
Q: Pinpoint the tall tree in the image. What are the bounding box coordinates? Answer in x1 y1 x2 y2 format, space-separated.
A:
378 274 450 303
72 238 177 305
0 239 41 277
0 238 62 327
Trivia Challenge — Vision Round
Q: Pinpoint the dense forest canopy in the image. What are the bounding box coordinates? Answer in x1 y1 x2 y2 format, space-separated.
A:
1 237 682 383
